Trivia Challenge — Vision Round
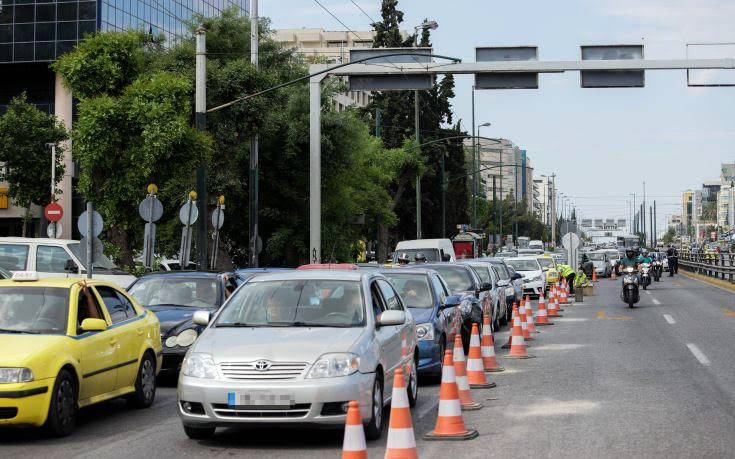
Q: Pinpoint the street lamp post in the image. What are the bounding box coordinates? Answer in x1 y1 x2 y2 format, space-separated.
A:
413 19 438 240
477 122 491 230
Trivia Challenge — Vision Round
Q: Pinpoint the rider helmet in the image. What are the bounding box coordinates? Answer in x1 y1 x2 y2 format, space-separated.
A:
625 248 635 259
414 252 427 263
397 253 410 265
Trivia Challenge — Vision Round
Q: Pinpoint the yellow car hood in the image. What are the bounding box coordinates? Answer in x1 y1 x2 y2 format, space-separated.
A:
0 334 69 369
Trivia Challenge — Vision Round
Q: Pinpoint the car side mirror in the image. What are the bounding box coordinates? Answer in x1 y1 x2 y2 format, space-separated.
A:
377 310 406 326
80 318 107 332
64 259 78 273
441 295 462 310
192 310 211 326
479 282 491 292
511 272 522 281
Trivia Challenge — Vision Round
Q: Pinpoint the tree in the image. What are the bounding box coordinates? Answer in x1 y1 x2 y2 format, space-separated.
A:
53 31 212 267
662 227 676 245
0 93 67 236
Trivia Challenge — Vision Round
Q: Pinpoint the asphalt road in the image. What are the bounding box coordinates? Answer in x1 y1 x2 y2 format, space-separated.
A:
4 273 735 458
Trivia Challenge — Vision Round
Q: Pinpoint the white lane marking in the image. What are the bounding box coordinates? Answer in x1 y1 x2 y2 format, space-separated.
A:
663 314 675 324
686 344 711 366
652 298 661 305
417 396 439 420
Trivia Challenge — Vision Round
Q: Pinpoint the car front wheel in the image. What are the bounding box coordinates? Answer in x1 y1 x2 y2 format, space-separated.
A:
407 355 418 408
364 374 384 441
45 369 77 437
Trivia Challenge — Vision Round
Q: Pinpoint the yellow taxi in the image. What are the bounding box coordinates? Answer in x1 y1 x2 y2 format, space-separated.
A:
536 255 560 287
0 273 162 436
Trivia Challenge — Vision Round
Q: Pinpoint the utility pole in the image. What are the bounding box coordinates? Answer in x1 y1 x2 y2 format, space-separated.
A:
440 153 445 238
195 26 207 270
471 86 476 228
649 206 653 247
550 173 556 246
249 0 260 267
643 181 646 244
415 89 421 239
654 200 657 246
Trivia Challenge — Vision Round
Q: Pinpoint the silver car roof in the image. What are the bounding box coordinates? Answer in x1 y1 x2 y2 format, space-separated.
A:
247 270 371 282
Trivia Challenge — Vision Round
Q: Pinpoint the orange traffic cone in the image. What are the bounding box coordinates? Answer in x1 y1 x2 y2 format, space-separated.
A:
592 269 597 283
535 291 553 326
519 299 533 341
525 295 538 333
481 313 504 372
548 290 558 317
424 350 479 441
505 310 534 359
342 401 367 459
501 304 518 349
611 268 617 280
554 293 564 316
453 335 482 410
466 323 496 388
385 369 418 459
559 283 569 305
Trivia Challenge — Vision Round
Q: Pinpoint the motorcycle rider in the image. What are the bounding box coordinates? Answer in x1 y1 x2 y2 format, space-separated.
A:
414 252 427 264
616 248 639 275
397 253 411 266
638 249 652 265
666 245 679 276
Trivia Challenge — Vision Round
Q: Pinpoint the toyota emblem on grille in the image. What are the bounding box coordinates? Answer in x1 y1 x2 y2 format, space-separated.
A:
254 360 271 371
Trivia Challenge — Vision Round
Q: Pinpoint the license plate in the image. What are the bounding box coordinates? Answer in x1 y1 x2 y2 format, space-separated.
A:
227 391 294 407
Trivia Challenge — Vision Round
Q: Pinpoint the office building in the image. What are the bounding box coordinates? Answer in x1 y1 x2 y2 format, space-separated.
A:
470 138 534 213
0 0 249 237
533 175 555 225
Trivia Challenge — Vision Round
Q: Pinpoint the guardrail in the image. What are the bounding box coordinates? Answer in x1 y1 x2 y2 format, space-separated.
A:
679 252 735 283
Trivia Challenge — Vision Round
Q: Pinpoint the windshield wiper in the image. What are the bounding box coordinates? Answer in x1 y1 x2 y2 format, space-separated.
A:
216 322 263 327
0 328 40 334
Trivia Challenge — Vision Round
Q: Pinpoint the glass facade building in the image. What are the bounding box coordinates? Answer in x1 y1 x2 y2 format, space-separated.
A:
0 0 248 63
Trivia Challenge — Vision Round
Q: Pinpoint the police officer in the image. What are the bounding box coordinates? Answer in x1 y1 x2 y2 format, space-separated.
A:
666 245 678 276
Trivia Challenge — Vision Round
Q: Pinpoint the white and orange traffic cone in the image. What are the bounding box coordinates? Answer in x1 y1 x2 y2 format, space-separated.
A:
548 290 558 317
481 313 504 372
424 350 479 441
519 299 533 341
501 304 517 349
342 401 367 459
592 269 597 283
525 295 538 334
467 323 496 388
384 369 418 459
453 335 482 410
536 291 553 326
505 311 535 359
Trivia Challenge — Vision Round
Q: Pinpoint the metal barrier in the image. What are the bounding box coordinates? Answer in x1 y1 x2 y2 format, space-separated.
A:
679 252 735 284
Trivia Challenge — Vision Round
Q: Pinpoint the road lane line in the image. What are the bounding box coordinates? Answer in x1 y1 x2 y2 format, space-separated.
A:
663 314 675 324
652 298 661 305
686 344 711 366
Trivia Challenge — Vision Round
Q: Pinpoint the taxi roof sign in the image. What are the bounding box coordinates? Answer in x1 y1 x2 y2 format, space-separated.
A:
12 271 39 282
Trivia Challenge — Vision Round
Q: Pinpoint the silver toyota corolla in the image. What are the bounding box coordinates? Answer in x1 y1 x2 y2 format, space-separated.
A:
177 270 417 441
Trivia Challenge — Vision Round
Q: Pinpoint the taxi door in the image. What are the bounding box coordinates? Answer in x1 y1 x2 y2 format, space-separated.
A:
73 285 118 400
92 286 142 391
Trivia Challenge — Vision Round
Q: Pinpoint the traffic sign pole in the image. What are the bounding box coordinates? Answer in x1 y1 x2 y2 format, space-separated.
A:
86 202 93 279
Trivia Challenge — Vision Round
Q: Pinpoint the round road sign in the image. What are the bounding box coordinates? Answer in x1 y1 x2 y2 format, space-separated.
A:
77 210 104 238
179 201 199 226
562 232 580 251
44 202 63 222
139 196 163 222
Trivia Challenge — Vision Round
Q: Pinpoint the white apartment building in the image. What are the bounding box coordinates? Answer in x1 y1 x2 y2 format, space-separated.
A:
274 28 409 111
533 175 555 225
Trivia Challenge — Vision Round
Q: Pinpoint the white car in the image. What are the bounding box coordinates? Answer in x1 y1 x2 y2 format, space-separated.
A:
0 237 136 288
504 257 546 296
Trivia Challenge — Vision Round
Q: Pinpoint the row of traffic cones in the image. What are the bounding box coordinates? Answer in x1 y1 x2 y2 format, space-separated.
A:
343 287 575 456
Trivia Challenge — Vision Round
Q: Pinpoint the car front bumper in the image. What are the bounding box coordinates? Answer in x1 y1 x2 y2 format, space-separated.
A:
178 371 376 427
523 280 545 295
0 380 53 427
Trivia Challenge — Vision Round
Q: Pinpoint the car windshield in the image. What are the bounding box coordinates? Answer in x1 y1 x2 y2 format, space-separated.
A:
215 279 364 327
588 253 606 261
537 258 555 269
0 287 69 334
67 243 117 271
128 277 219 308
431 266 473 292
383 273 433 309
394 248 441 262
506 259 541 271
606 251 620 260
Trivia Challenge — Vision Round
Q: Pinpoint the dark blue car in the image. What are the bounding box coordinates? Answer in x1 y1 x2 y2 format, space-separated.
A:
127 271 246 374
381 268 460 378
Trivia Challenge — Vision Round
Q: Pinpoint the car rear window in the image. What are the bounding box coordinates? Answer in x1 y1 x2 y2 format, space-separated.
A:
0 287 69 334
384 273 433 309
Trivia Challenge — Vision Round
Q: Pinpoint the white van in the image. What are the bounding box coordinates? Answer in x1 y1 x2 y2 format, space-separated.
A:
0 237 137 288
394 239 456 263
528 240 544 251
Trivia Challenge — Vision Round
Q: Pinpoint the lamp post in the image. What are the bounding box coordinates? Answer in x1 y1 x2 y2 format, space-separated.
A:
476 122 492 229
413 19 438 240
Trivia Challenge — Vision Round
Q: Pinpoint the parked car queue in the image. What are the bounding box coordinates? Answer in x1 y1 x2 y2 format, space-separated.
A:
0 252 549 441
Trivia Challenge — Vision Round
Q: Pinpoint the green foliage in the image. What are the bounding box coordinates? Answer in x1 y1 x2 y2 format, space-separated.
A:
0 93 67 231
662 227 677 245
56 31 212 266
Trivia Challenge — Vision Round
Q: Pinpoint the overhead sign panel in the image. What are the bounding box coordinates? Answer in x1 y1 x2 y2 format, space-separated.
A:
581 45 644 88
347 47 434 91
686 43 735 87
475 46 538 89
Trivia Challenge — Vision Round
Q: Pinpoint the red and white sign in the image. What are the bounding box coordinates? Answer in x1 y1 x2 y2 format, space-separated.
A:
44 202 63 222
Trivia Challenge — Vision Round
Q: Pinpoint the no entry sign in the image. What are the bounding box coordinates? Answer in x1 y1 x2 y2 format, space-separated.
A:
44 202 63 222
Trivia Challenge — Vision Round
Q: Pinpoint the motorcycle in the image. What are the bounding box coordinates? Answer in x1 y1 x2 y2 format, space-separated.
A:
651 260 663 282
621 267 640 308
640 263 651 290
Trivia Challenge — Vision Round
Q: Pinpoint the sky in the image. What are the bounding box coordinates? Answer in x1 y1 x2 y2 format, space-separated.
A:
261 0 735 234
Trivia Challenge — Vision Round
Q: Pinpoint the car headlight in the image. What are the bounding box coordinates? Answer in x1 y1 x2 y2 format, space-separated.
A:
306 353 360 378
0 367 34 384
416 323 435 341
181 353 218 379
165 329 199 348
